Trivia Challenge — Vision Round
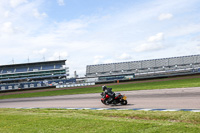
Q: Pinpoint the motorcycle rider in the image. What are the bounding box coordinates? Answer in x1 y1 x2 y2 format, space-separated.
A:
102 85 115 103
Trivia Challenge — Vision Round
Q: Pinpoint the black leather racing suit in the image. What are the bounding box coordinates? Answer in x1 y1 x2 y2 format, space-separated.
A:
105 88 115 102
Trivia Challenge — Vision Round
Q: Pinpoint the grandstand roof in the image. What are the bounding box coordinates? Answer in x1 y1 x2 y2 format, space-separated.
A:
0 60 67 68
87 54 200 66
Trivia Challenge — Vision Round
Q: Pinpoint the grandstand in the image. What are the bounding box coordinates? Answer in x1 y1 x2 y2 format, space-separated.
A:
86 54 200 82
0 60 76 91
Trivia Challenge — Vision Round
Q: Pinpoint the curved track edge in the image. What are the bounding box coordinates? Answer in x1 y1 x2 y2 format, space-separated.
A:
9 107 200 112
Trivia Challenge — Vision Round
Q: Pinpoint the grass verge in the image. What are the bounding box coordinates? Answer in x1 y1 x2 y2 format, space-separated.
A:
1 77 200 99
0 108 199 133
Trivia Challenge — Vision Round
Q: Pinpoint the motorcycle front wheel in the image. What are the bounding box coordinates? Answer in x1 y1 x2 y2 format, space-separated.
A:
121 100 127 105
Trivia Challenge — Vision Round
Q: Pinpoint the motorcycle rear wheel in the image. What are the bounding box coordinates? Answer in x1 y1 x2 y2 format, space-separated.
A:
101 100 105 104
104 100 109 105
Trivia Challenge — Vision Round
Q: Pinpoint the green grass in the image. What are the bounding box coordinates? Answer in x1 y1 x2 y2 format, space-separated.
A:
0 108 199 133
1 77 200 99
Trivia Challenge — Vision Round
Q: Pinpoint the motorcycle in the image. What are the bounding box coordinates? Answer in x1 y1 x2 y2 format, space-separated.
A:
101 92 128 105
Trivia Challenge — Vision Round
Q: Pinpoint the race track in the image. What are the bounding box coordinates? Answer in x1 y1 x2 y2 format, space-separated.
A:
0 87 200 109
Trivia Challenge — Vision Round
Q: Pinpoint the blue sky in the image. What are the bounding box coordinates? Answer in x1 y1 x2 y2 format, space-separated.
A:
0 0 200 77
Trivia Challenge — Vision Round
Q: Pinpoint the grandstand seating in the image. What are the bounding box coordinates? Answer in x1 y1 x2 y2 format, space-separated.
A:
29 66 42 71
0 68 15 73
16 67 28 72
0 60 72 91
86 54 200 82
55 64 63 69
42 65 54 70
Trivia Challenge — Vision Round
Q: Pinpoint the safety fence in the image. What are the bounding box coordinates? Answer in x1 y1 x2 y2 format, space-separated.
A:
56 82 95 88
0 78 76 92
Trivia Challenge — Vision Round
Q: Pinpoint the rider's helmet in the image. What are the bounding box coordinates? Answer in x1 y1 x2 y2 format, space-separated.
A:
102 85 107 91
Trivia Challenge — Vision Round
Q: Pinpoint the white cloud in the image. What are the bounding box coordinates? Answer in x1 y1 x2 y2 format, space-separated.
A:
148 32 164 42
48 52 68 61
158 13 173 21
33 9 47 19
167 24 200 38
4 11 10 17
57 0 65 6
104 59 115 64
9 0 28 8
33 48 47 55
1 22 19 34
94 56 104 59
93 56 104 64
39 48 47 54
134 33 164 52
134 42 163 52
1 22 13 33
118 53 132 60
56 20 88 31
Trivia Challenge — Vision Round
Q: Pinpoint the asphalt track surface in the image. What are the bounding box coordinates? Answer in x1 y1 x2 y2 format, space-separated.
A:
0 87 200 109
